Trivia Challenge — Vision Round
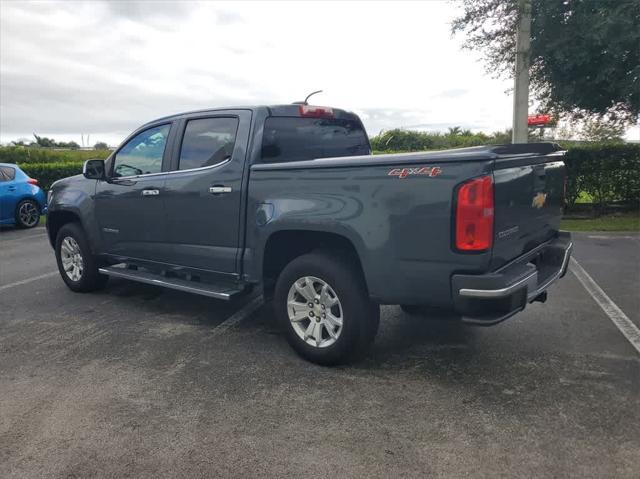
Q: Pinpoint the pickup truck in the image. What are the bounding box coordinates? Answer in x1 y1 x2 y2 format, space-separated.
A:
47 104 572 365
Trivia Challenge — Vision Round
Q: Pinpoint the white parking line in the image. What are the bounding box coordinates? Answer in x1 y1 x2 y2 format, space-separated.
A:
208 295 264 337
0 271 58 293
0 232 47 244
570 257 640 355
587 235 639 241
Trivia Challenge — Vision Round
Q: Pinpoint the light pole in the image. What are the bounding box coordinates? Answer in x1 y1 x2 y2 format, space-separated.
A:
512 0 531 144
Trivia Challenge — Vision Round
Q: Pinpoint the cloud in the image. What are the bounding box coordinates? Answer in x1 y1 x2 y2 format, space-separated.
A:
1 0 518 146
439 88 469 98
103 1 192 24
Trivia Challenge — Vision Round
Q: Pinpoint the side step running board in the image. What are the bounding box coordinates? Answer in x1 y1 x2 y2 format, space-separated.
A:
98 266 245 300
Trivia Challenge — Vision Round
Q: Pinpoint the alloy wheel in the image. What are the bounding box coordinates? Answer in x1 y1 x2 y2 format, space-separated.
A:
287 276 343 348
18 202 39 227
60 236 84 281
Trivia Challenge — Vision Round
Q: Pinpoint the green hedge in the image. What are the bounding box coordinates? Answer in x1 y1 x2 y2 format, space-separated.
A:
3 144 639 209
19 161 84 191
562 143 640 209
0 146 110 164
370 128 512 151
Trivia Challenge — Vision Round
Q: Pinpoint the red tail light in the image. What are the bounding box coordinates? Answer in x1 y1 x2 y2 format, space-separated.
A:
27 178 38 185
455 175 494 251
299 104 334 118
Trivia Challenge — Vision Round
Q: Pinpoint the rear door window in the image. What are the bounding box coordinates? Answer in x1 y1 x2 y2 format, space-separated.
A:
0 166 16 181
178 117 239 170
261 117 370 163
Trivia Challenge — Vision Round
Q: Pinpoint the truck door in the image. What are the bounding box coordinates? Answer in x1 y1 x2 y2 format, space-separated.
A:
161 110 252 274
94 122 175 261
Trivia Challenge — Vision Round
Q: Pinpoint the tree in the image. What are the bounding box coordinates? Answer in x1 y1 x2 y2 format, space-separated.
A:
10 138 31 146
580 118 626 142
447 126 462 136
32 134 56 147
452 0 640 123
94 141 109 150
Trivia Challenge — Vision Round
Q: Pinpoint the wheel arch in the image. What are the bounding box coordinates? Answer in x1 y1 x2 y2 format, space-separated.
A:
262 229 368 297
47 210 83 249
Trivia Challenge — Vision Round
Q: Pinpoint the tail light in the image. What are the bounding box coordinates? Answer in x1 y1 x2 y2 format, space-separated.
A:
455 175 494 251
27 178 38 185
299 104 334 118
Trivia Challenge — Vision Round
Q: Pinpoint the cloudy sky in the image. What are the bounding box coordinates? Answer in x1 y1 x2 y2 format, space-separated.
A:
0 0 551 146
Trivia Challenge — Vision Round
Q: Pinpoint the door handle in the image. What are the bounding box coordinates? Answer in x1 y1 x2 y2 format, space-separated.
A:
209 186 232 194
142 189 160 196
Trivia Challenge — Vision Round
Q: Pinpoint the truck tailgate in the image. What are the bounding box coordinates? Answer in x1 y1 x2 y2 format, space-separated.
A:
491 151 566 269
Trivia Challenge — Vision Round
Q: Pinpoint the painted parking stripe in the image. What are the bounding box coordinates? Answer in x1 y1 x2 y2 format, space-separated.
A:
570 257 640 355
0 271 58 293
0 232 47 244
208 295 264 337
587 235 639 240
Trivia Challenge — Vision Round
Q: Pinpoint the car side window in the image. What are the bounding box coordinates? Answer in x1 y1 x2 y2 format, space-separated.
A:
178 117 239 170
112 124 170 177
0 166 16 181
261 117 370 163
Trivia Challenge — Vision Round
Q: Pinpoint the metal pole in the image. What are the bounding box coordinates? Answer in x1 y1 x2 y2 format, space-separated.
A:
512 0 531 144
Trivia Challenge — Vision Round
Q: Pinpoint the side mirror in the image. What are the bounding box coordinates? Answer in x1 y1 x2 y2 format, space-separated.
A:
83 159 106 180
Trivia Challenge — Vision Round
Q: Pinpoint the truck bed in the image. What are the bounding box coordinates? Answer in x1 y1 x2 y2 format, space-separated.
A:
247 142 566 306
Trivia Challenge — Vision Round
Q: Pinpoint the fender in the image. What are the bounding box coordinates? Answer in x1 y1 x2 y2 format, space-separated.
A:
47 178 102 253
245 195 372 289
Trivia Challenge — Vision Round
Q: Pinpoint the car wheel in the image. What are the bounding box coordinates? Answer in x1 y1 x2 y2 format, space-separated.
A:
15 199 40 228
274 251 379 365
55 223 108 292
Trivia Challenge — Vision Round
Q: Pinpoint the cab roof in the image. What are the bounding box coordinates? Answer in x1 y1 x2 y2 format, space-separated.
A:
143 104 361 127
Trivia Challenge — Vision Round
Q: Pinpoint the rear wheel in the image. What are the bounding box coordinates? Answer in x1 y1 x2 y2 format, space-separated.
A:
274 251 379 365
15 199 40 228
55 223 108 292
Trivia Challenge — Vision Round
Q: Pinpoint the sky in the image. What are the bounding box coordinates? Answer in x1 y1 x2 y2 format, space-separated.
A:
1 0 636 147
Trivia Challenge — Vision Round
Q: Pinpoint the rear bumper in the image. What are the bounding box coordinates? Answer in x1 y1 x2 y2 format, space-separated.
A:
451 232 572 325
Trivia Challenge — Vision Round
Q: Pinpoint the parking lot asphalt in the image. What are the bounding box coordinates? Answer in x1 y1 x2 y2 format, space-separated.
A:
1 227 639 478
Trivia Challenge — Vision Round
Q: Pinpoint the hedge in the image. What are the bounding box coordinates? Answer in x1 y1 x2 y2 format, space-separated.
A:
562 143 640 210
3 144 639 210
0 146 110 164
19 161 85 191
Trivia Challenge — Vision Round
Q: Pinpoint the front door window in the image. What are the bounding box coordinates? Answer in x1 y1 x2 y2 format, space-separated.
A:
112 124 170 177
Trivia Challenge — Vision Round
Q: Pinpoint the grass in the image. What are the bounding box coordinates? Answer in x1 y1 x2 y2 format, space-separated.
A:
561 214 640 232
575 191 594 204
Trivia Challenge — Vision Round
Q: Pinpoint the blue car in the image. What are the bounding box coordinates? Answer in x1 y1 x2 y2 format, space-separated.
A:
0 163 47 228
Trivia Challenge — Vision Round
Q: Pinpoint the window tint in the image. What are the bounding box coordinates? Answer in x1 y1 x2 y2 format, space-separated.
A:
261 117 370 163
113 124 170 177
179 117 239 170
0 166 16 182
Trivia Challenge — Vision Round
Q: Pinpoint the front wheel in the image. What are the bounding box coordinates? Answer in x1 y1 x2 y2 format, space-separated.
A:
274 251 379 365
55 223 108 292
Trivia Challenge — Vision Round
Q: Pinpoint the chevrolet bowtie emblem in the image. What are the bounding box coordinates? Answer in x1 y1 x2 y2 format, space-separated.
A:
532 192 547 209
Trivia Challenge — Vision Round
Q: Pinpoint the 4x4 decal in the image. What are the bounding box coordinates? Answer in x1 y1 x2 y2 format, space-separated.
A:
388 166 442 179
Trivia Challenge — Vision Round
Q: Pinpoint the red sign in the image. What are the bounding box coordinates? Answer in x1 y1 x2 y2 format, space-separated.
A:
528 114 552 127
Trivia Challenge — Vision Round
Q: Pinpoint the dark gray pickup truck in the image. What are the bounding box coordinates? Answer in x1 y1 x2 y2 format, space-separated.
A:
47 104 572 364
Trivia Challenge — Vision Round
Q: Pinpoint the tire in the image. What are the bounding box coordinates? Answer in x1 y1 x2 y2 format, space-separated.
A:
274 251 379 365
55 222 108 292
15 199 40 229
